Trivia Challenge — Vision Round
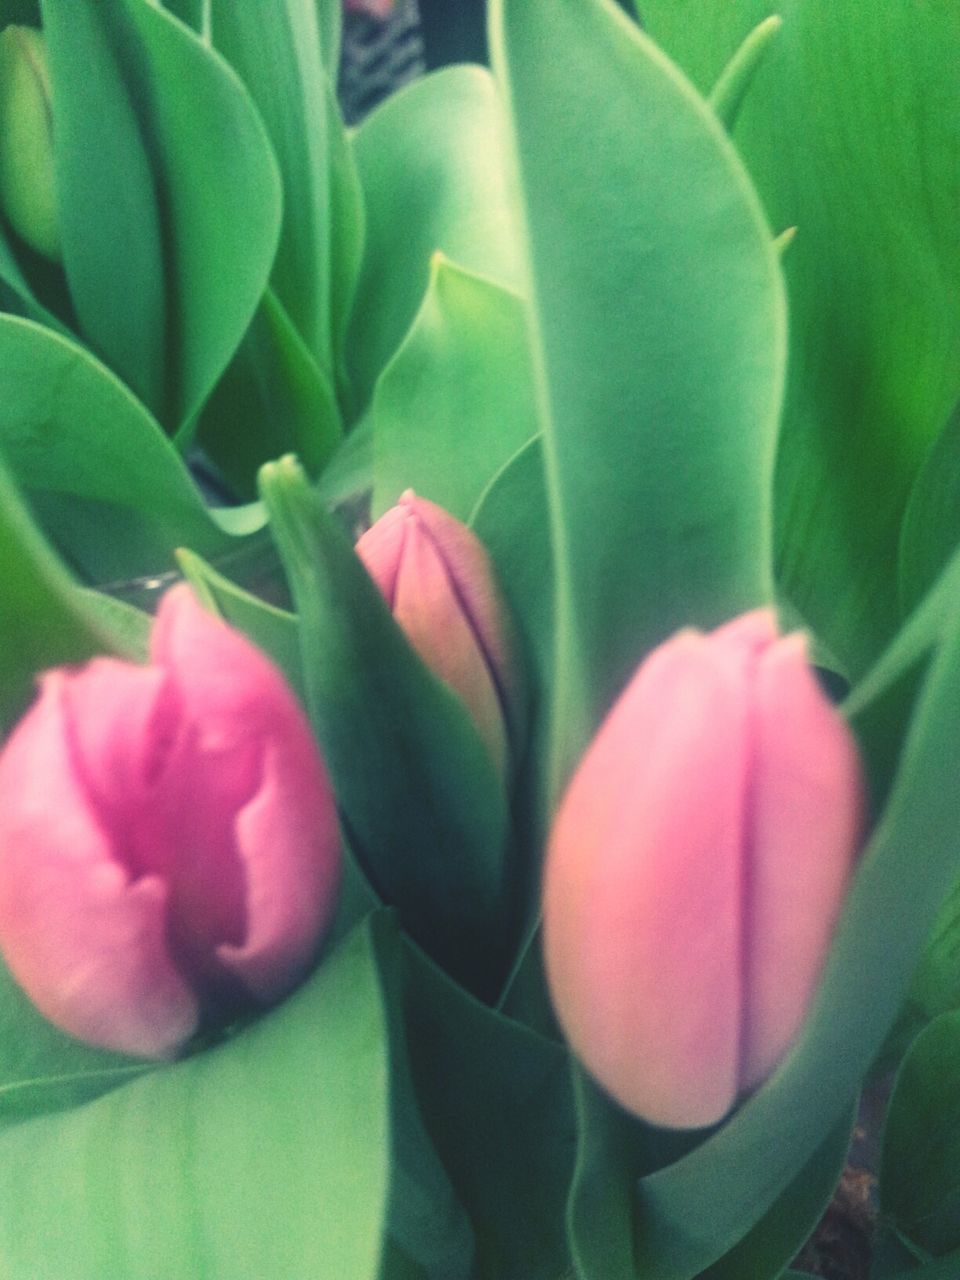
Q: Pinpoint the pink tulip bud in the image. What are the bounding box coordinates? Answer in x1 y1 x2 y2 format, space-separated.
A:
0 585 340 1059
356 491 519 774
543 609 863 1129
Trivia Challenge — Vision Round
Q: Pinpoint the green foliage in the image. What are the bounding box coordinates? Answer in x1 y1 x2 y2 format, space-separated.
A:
640 0 960 678
880 1011 960 1260
0 916 391 1279
490 0 786 788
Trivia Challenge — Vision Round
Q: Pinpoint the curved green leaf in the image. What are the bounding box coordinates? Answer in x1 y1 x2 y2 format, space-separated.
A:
259 457 514 997
197 288 343 501
880 1010 960 1259
491 0 786 781
0 444 138 731
347 65 524 417
641 1 960 677
396 932 574 1280
0 915 391 1280
899 397 960 617
40 0 282 431
208 0 362 374
0 315 245 581
372 255 537 523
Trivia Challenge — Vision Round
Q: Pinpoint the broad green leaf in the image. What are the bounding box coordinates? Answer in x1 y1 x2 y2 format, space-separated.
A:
640 1 960 678
0 315 244 581
372 255 537 523
471 438 557 1019
880 1248 960 1280
316 409 374 511
880 1011 960 1258
208 0 362 375
0 445 137 731
372 921 475 1280
76 589 150 659
40 0 165 415
629 590 960 1279
315 0 340 76
397 931 574 1280
41 0 282 431
490 0 786 781
0 915 391 1280
470 437 552 696
899 397 960 616
0 953 147 1125
259 457 514 996
0 204 71 335
347 65 524 417
701 1107 853 1280
197 288 343 502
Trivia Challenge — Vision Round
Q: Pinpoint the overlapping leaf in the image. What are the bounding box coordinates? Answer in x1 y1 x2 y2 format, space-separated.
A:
640 0 960 677
490 0 786 783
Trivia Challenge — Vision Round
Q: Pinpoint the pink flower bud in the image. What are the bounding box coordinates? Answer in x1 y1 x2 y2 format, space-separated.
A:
0 585 340 1059
543 609 863 1129
356 491 519 774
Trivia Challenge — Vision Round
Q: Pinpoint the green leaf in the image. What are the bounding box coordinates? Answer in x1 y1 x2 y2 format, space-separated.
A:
0 218 70 334
0 445 138 731
899 397 960 616
40 0 282 431
207 0 362 375
0 952 147 1125
470 437 552 697
490 0 786 781
701 1106 853 1280
372 255 537 523
40 0 165 415
0 315 245 581
0 915 391 1280
708 15 782 131
259 456 514 996
347 65 524 417
197 288 343 501
372 921 475 1280
628 589 960 1278
640 1 960 678
880 1010 960 1258
396 932 575 1280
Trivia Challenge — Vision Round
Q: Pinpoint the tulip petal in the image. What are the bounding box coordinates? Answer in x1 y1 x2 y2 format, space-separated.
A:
151 584 307 742
400 492 514 713
216 739 340 1003
739 633 862 1090
391 508 509 774
544 631 750 1128
0 675 197 1057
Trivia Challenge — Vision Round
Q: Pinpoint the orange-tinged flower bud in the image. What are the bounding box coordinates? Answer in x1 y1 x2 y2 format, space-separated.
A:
356 491 519 774
543 609 863 1129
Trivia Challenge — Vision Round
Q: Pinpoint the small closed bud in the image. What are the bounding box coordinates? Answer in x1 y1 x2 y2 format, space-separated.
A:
356 491 520 774
543 609 863 1129
0 26 61 261
0 585 340 1059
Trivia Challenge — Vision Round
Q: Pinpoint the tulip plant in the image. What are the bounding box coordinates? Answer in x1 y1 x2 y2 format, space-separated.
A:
0 0 959 1277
